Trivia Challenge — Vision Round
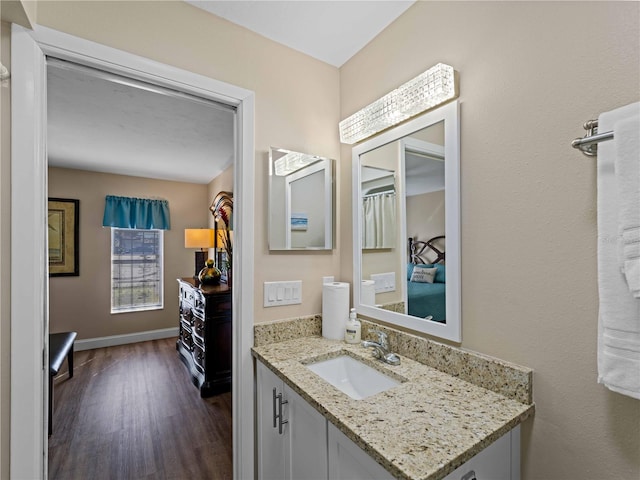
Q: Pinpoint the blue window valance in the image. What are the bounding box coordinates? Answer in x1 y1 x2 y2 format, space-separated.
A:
102 195 171 230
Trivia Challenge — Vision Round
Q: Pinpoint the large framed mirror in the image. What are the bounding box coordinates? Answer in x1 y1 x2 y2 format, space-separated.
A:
269 147 335 250
352 100 460 342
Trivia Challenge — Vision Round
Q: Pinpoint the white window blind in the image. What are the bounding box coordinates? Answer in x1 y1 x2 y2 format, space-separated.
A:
111 228 163 313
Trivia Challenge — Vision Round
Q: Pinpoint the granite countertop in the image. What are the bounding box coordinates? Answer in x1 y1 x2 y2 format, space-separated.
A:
252 335 534 480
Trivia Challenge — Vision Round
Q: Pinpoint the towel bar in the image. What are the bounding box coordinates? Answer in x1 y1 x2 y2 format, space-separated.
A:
572 119 614 156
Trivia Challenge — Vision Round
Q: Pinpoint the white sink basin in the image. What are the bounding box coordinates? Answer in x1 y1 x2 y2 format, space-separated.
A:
306 355 401 400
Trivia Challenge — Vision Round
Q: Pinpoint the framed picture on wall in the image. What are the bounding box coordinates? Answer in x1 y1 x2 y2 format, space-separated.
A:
48 198 79 277
291 212 308 231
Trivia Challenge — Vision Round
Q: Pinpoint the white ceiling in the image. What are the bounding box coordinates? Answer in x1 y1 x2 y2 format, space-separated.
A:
47 61 235 184
186 1 415 67
47 1 414 183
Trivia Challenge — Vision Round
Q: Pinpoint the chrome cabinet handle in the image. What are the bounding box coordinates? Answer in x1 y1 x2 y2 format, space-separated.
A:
277 392 288 434
461 471 476 480
272 389 288 434
272 388 277 428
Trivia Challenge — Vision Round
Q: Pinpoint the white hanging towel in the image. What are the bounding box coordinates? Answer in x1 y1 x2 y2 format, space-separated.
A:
615 115 640 297
597 101 640 399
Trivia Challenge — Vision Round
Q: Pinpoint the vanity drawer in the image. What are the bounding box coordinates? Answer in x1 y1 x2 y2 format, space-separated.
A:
442 426 518 480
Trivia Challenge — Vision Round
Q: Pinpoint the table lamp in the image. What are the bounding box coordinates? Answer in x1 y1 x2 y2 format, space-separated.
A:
184 228 215 278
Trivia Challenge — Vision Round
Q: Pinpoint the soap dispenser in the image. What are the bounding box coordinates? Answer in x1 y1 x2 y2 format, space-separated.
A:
344 308 361 344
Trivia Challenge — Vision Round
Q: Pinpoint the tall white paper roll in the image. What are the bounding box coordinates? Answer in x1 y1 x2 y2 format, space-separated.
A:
361 280 376 306
322 282 350 340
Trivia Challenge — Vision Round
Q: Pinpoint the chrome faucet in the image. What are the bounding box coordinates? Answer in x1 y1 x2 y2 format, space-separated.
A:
362 330 401 365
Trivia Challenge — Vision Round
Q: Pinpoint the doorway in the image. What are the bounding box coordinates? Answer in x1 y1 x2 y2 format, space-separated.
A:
11 25 255 479
46 55 233 477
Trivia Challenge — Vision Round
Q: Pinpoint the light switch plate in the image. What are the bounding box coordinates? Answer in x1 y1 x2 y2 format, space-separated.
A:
370 272 396 293
264 281 302 307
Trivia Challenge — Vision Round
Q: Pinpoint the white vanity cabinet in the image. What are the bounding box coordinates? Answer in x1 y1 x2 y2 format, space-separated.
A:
256 361 328 480
327 422 395 480
442 426 520 480
257 359 520 480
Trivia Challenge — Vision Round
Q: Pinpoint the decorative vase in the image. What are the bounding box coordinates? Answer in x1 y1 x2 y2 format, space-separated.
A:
198 259 221 285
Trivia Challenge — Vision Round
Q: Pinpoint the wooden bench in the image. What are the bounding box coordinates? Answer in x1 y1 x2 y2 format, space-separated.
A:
49 332 77 436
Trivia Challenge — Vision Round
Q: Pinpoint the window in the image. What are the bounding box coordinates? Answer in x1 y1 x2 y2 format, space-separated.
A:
111 228 163 313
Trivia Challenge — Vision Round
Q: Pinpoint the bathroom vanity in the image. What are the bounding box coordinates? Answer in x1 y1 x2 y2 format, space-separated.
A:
253 322 533 480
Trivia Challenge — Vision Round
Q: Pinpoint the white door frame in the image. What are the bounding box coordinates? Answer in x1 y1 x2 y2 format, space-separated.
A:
10 24 255 479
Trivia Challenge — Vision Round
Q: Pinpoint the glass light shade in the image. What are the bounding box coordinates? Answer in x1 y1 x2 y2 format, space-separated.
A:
184 228 215 249
274 151 320 176
339 63 458 145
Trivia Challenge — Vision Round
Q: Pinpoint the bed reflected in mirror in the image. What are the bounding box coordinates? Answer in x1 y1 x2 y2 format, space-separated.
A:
407 236 445 321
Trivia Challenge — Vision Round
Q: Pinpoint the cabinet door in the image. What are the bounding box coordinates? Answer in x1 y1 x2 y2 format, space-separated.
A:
257 361 286 480
284 385 328 480
443 427 518 480
327 422 395 480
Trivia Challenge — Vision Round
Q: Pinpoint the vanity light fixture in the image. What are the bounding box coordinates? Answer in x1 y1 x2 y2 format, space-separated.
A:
339 63 458 145
274 151 321 176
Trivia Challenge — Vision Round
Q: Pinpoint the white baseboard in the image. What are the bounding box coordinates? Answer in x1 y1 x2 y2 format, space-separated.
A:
74 327 179 351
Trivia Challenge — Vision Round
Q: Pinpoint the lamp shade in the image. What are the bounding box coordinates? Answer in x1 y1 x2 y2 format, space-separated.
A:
184 228 215 249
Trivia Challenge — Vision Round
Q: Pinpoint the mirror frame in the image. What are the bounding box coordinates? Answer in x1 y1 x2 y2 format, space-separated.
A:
268 147 335 251
352 100 461 342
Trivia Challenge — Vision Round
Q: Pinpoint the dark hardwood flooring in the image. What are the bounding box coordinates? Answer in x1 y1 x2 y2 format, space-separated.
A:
48 338 232 480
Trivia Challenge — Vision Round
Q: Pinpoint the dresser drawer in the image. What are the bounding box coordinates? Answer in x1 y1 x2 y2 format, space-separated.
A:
180 307 194 325
207 295 232 316
193 343 205 372
193 314 206 341
179 326 193 351
181 285 196 306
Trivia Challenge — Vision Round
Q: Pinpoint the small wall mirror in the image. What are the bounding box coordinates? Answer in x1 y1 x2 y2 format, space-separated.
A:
269 147 335 250
353 100 461 342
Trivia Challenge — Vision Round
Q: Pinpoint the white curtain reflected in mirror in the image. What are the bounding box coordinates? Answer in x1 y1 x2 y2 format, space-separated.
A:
361 166 396 249
362 193 396 248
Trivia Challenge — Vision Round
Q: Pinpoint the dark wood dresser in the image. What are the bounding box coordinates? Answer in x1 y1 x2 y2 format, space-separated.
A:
177 278 231 397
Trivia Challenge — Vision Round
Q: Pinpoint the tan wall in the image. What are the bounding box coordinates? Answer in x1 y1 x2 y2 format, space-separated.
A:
410 121 444 146
339 2 640 479
0 0 36 29
48 167 209 339
36 0 343 323
0 20 11 480
406 191 445 246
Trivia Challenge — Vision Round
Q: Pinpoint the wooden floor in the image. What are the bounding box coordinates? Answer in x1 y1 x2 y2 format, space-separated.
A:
48 338 232 480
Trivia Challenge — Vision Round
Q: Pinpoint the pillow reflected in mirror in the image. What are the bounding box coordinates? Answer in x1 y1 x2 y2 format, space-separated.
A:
410 266 437 283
